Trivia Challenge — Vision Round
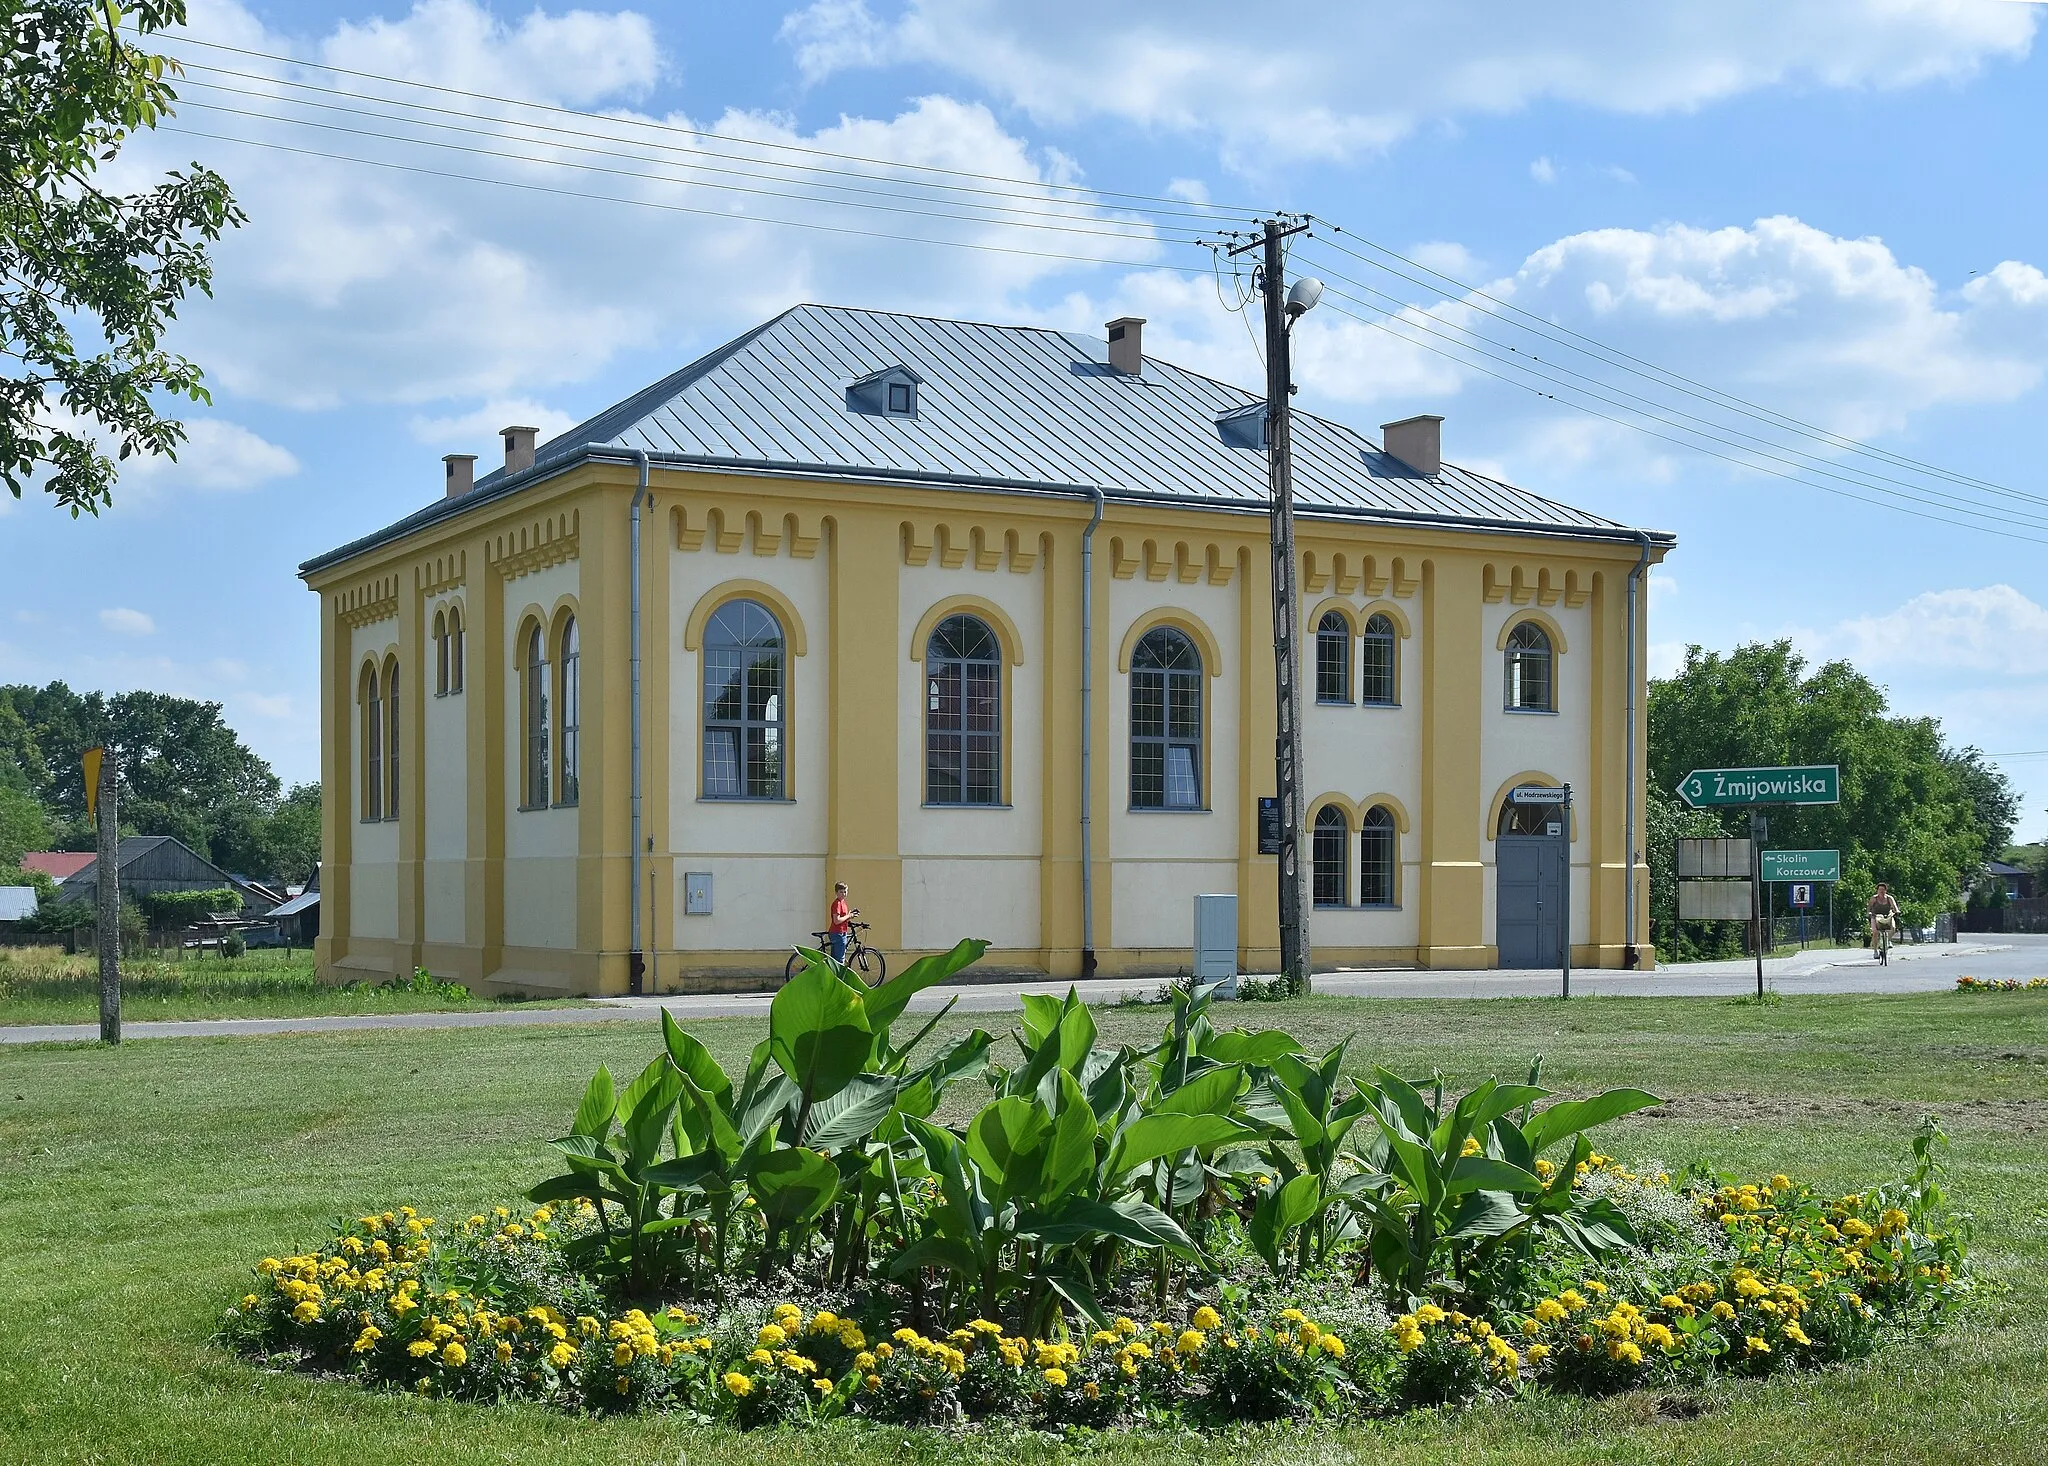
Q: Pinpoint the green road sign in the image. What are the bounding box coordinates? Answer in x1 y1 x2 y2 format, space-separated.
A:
1761 849 1841 883
1675 764 1839 808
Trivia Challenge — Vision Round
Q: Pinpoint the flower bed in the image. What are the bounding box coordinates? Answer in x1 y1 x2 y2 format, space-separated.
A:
224 945 1970 1431
1955 975 2048 992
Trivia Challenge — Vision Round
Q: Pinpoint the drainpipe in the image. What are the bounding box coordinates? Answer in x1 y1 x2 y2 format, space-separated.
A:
1079 486 1105 980
628 449 650 995
1623 530 1654 969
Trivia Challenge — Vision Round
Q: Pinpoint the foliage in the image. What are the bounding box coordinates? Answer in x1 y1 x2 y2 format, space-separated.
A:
1955 975 2048 992
2 0 244 515
1648 641 2012 934
137 887 241 928
0 775 54 869
0 682 314 882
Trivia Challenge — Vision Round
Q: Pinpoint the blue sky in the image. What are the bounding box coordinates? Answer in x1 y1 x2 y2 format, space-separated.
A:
4 0 2045 839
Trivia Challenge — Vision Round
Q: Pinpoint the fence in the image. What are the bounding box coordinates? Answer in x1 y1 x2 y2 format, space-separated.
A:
1959 895 2048 935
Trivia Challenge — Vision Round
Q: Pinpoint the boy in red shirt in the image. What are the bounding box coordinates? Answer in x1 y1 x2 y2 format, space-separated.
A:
829 883 853 963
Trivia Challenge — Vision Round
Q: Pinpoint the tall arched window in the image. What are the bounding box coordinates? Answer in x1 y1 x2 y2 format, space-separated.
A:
1130 626 1202 809
557 614 580 806
434 609 449 696
703 599 785 799
925 613 1001 806
1504 621 1554 712
1315 612 1351 704
383 656 401 820
522 623 549 808
1360 613 1398 706
447 605 465 694
360 664 382 822
1360 805 1397 906
1312 805 1349 907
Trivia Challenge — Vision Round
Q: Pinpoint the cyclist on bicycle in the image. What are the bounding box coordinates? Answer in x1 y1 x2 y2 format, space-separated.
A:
1867 883 1901 963
829 882 854 963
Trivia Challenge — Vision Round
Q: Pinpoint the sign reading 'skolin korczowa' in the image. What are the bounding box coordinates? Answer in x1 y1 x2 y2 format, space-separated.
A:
1675 764 1840 809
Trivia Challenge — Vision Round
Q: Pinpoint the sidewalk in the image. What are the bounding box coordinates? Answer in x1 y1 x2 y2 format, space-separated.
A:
1 941 2021 1046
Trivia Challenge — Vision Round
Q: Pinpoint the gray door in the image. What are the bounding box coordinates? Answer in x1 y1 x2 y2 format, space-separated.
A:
1497 833 1565 967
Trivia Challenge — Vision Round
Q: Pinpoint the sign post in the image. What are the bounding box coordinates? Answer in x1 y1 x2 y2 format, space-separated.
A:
86 747 120 1045
1760 850 1841 883
1510 783 1573 997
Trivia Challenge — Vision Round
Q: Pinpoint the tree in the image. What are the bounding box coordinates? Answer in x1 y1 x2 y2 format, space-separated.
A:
264 782 322 886
4 1 243 515
1649 641 2008 933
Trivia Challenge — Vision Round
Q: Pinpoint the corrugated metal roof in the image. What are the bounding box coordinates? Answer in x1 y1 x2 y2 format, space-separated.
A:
0 887 38 922
306 304 1669 573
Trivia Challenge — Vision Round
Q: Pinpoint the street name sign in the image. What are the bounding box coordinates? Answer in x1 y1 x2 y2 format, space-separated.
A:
1676 765 1839 809
1760 849 1841 883
1509 784 1569 805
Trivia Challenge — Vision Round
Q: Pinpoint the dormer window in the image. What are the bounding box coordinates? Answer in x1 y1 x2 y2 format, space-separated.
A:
847 364 923 418
1216 401 1268 451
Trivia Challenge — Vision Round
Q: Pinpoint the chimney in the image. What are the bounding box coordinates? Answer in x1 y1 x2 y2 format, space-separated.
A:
501 425 538 474
443 453 477 498
1381 414 1444 477
1106 316 1146 375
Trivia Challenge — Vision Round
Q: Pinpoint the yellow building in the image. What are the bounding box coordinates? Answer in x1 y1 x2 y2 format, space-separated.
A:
301 305 1672 995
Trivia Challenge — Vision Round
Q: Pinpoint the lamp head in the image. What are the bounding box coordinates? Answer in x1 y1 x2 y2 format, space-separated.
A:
1285 277 1324 319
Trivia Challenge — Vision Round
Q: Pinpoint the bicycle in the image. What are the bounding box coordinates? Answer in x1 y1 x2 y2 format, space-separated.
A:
786 919 888 985
1871 914 1896 967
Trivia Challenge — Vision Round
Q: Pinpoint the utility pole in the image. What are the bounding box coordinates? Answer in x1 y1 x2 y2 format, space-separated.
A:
88 747 121 1044
1235 217 1316 994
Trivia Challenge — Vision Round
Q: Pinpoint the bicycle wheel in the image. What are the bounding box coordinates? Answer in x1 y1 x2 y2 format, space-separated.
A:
855 944 887 986
784 949 804 984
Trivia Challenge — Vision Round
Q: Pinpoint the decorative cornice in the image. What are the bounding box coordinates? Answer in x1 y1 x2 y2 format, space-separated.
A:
415 550 467 597
335 573 400 630
487 509 580 579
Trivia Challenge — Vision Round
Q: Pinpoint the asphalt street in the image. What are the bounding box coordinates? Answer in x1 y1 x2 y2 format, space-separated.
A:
4 934 2040 1046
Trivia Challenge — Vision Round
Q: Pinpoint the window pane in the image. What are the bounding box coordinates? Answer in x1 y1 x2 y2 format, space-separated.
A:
1313 809 1348 906
1361 632 1396 705
964 664 1000 734
1131 671 1164 739
1164 746 1199 808
927 661 960 731
1166 673 1200 741
704 729 739 797
965 736 1000 805
927 733 962 804
748 726 784 798
1316 616 1349 702
1131 742 1164 808
1361 813 1396 906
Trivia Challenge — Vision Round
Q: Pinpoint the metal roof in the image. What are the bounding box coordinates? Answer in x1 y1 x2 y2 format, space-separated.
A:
0 887 38 923
269 890 320 919
305 304 1670 573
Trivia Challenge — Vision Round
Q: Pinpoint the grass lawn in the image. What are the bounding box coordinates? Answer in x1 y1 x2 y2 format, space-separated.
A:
4 991 2046 1464
0 946 586 1025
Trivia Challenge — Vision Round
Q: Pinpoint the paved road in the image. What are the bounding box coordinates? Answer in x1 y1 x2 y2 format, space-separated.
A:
5 935 2040 1046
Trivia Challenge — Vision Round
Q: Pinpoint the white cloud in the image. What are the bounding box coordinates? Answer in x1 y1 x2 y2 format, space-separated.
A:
99 608 156 636
779 0 2038 165
120 418 300 493
1530 156 1558 185
409 400 581 449
133 2 1157 414
1408 242 1481 280
1823 584 2048 676
1164 178 1210 205
1649 572 1678 605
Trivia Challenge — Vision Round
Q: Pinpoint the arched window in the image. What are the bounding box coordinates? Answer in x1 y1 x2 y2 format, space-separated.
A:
360 664 382 822
1360 805 1397 906
522 623 549 808
1130 626 1202 809
1312 805 1349 907
448 606 465 694
433 610 449 696
1315 612 1350 704
557 615 580 806
925 613 1001 805
383 656 401 820
1505 621 1554 712
1499 800 1558 837
1360 613 1398 707
703 599 785 799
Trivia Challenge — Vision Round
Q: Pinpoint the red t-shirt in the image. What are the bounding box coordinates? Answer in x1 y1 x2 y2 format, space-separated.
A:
830 898 851 934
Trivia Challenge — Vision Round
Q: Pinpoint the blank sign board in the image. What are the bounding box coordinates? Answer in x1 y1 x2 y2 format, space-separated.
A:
1679 879 1754 921
1676 838 1752 879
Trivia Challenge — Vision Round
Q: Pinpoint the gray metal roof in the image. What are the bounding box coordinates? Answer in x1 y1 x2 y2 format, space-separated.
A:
0 887 37 922
305 304 1669 573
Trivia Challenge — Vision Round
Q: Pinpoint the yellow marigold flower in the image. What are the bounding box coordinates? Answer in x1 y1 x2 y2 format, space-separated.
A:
1659 1294 1684 1310
1879 1208 1909 1235
969 1318 1003 1334
1606 1339 1642 1365
723 1372 753 1397
1323 1335 1346 1359
1295 1323 1319 1347
257 1258 282 1275
408 1340 437 1359
1643 1324 1675 1351
1521 1318 1542 1337
1526 1343 1550 1363
1000 1343 1023 1367
1784 1323 1811 1345
1091 1329 1117 1347
1769 1174 1792 1191
292 1301 320 1324
875 1342 894 1360
1043 1367 1068 1387
613 1343 634 1366
1735 1276 1768 1299
496 1341 513 1363
1082 1380 1101 1399
1114 1316 1138 1336
1583 1280 1608 1296
812 1378 833 1395
757 1323 787 1347
1125 1341 1152 1360
1710 1301 1736 1321
353 1327 382 1354
443 1342 467 1368
548 1342 576 1368
1277 1308 1306 1324
863 1373 882 1391
1745 1336 1770 1354
1460 1135 1481 1156
747 1348 773 1366
1181 1329 1208 1354
1415 1303 1447 1325
893 1327 920 1344
1192 1305 1221 1331
1533 1298 1568 1323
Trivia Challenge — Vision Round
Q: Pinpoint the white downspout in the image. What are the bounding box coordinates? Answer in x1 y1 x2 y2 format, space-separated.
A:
629 449 650 994
1080 486 1104 979
1624 530 1653 968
